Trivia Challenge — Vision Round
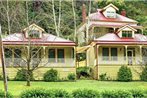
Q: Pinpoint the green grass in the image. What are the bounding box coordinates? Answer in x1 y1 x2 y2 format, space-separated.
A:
0 80 147 96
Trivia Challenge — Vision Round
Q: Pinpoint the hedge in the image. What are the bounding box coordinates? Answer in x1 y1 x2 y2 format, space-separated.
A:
72 89 100 98
19 88 147 98
0 90 13 98
20 89 71 98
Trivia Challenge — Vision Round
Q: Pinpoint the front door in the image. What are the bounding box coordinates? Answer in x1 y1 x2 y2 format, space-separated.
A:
127 50 133 65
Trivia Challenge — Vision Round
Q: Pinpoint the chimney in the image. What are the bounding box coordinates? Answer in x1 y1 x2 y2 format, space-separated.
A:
121 9 126 16
82 4 86 23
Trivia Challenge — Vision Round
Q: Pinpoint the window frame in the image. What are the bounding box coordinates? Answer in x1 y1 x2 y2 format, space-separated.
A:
48 48 65 63
122 31 133 38
102 47 118 61
28 30 40 38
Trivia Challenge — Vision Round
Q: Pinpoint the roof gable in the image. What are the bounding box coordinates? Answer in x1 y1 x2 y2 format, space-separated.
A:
102 3 119 11
118 25 137 32
23 23 44 32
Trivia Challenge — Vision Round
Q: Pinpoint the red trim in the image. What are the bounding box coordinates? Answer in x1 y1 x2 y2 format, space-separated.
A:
4 44 76 46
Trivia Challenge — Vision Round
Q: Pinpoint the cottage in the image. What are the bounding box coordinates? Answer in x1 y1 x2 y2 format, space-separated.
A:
78 4 147 80
0 24 76 80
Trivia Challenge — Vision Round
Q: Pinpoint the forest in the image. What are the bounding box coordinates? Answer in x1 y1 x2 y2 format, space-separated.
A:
0 0 147 42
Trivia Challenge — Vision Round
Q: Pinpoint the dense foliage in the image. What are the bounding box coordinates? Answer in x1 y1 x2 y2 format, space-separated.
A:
0 90 13 98
130 89 145 98
72 89 100 98
14 69 34 81
0 75 2 80
67 73 76 81
101 90 132 98
99 73 110 81
20 89 53 98
140 66 147 81
117 66 132 82
20 88 147 98
53 89 71 98
43 69 58 82
76 67 92 79
20 89 71 98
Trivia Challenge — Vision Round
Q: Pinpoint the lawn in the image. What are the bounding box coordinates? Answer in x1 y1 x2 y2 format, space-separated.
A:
0 80 147 96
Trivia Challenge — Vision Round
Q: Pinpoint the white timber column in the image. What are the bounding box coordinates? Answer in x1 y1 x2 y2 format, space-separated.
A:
86 49 89 67
96 45 99 80
139 45 142 63
113 27 116 32
43 46 46 65
74 46 76 68
125 45 128 65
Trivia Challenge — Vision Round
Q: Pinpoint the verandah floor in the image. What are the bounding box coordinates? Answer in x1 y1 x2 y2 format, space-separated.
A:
0 80 147 96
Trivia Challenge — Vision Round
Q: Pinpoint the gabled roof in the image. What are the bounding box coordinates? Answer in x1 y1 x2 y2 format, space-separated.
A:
102 3 119 11
2 33 75 46
94 33 147 45
89 9 138 23
23 23 45 32
118 25 137 32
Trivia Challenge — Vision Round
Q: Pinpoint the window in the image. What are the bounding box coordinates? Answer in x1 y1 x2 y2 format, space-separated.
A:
14 49 21 58
122 31 132 38
57 49 64 63
4 48 12 58
48 49 65 63
72 48 74 58
111 48 117 61
102 48 109 60
107 11 116 18
29 30 40 38
48 49 56 62
102 48 118 61
4 48 12 66
14 49 22 66
31 48 41 58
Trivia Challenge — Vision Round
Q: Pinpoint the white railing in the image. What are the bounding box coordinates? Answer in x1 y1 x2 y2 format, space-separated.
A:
98 56 147 65
5 58 75 67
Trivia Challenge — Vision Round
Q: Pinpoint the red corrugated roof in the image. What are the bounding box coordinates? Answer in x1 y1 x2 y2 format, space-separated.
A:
2 33 75 46
89 22 142 29
89 9 137 23
94 33 147 45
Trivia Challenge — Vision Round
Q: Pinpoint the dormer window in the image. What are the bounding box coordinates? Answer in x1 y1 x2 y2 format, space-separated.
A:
122 31 132 38
29 30 40 38
117 25 137 38
102 4 119 19
23 24 44 39
107 11 116 18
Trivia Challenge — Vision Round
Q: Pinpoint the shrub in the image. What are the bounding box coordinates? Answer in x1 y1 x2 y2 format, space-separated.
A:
20 89 71 98
0 90 13 98
130 89 145 98
0 75 2 80
76 67 92 79
53 89 71 98
43 69 58 82
20 89 53 98
140 66 147 81
72 89 100 98
99 73 110 81
117 66 132 82
67 73 76 81
0 75 10 81
102 90 132 98
15 69 34 81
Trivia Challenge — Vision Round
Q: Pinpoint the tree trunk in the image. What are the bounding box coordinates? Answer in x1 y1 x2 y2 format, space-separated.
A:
26 70 31 86
26 65 31 86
